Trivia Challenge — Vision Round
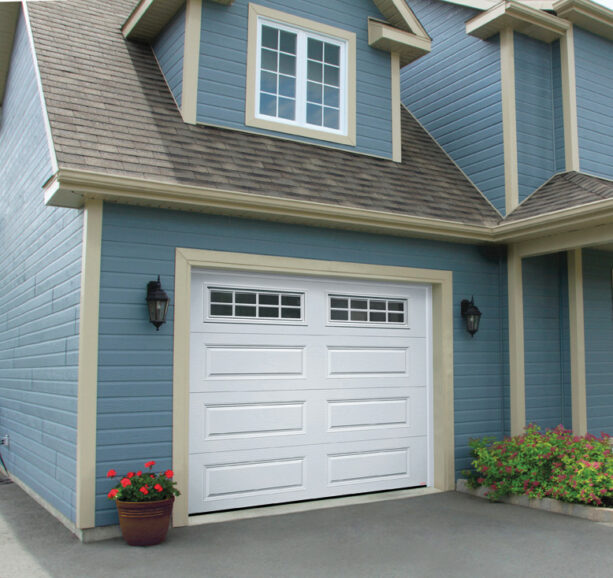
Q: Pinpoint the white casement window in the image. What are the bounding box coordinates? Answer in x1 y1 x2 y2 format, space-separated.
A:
255 18 347 134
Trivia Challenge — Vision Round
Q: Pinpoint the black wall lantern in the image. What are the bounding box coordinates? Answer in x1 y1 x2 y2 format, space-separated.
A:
461 297 482 337
147 276 170 330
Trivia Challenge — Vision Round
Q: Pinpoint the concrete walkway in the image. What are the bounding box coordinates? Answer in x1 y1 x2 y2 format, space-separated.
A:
2 477 613 578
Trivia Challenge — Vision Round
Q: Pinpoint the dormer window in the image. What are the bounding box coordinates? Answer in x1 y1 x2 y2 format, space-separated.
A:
257 20 345 132
246 3 356 146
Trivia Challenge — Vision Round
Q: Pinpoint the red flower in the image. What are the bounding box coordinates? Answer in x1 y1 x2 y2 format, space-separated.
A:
136 471 142 476
144 461 156 469
154 484 163 492
120 478 132 488
106 469 117 478
139 487 149 495
107 488 119 499
165 470 174 479
126 472 135 479
150 475 155 479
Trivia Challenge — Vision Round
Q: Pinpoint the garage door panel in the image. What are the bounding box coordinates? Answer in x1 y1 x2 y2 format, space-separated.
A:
190 388 426 453
189 437 427 513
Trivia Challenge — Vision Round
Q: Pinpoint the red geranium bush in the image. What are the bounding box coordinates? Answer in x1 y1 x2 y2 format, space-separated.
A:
464 424 613 507
106 461 181 502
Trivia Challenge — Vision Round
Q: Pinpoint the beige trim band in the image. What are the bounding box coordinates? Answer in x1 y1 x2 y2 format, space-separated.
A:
76 199 103 529
172 249 455 526
567 248 587 435
391 52 402 163
554 0 613 41
368 20 431 67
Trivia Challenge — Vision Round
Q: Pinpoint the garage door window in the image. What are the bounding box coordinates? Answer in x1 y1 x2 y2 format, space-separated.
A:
329 294 406 324
209 288 303 321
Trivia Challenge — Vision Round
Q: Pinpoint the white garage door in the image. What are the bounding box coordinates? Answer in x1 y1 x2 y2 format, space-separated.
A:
189 269 432 514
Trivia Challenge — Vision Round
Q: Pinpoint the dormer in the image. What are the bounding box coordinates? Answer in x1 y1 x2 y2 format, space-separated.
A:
123 0 431 162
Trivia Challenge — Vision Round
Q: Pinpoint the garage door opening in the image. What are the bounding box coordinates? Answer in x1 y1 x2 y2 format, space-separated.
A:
188 269 433 514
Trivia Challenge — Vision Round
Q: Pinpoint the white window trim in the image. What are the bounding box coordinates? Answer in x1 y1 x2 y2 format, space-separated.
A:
246 3 357 146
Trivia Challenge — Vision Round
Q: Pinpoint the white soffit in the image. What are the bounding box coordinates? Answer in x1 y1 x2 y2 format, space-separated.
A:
466 0 570 42
0 2 19 106
554 0 613 40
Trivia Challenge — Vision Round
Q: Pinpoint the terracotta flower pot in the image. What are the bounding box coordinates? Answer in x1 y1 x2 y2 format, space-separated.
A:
115 497 174 546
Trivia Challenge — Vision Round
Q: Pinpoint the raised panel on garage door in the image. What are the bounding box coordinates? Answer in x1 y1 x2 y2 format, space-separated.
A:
189 269 432 514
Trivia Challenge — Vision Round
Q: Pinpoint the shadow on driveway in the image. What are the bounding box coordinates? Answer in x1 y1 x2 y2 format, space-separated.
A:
1 477 613 577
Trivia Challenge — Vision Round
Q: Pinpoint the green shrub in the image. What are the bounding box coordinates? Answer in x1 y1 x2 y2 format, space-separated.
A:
463 424 613 507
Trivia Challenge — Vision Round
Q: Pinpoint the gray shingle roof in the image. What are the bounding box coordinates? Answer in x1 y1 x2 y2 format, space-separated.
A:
505 171 613 222
27 0 502 226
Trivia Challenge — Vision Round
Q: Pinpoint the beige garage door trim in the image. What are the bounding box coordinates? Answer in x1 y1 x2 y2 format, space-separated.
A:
172 248 455 527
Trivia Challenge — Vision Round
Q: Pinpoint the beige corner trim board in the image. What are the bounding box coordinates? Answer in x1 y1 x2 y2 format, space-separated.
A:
560 24 580 172
567 249 587 435
391 52 402 163
181 0 202 125
76 199 103 529
500 28 519 216
171 249 455 527
507 244 526 436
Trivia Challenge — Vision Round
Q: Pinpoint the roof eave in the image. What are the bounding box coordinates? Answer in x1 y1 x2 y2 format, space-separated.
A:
466 0 570 42
554 0 613 41
44 168 496 244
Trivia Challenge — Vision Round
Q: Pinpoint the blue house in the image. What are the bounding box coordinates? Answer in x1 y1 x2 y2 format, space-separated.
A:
0 0 611 540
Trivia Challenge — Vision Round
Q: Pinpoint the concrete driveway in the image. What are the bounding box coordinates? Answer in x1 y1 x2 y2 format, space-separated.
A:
2 477 613 578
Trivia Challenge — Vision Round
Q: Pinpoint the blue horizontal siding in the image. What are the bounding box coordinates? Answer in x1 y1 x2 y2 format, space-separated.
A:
515 34 557 201
522 254 571 430
95 203 509 526
197 0 393 158
583 249 613 435
0 11 81 523
153 4 185 108
401 0 504 213
574 27 613 179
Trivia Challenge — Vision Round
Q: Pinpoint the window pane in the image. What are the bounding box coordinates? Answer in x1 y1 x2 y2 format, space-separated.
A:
260 71 277 95
371 300 386 310
281 295 301 306
259 93 276 116
388 301 404 311
279 53 296 75
323 107 339 129
331 309 348 321
211 304 232 316
370 312 386 322
281 307 301 319
259 306 279 318
279 75 295 98
388 313 405 323
324 43 340 66
307 38 323 61
351 299 367 309
307 81 322 104
261 26 278 49
261 48 277 72
259 293 279 305
279 31 297 54
306 103 322 126
235 305 257 317
351 311 367 321
278 97 295 120
324 64 339 86
330 298 348 308
210 291 232 303
323 85 339 108
235 292 256 304
307 60 322 82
